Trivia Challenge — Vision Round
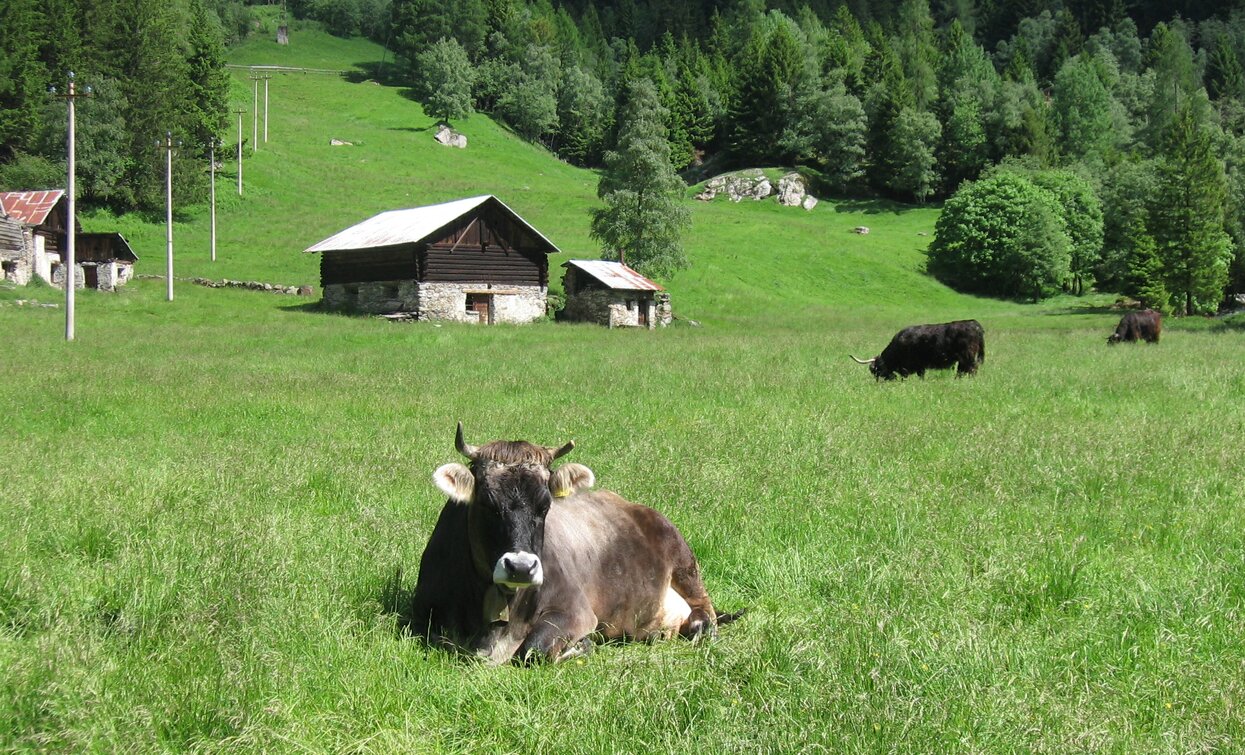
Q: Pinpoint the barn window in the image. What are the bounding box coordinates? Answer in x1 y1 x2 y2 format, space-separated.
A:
1 260 14 275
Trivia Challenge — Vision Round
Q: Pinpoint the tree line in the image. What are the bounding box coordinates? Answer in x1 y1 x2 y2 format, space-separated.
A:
0 0 230 210
369 0 1245 311
4 0 1243 310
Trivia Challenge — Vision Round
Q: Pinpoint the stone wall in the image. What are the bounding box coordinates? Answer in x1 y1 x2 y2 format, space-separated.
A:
0 249 32 286
419 281 545 324
656 292 672 327
323 280 546 324
562 290 666 329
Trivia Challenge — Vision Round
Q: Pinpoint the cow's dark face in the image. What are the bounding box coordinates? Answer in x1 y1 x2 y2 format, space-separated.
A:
869 358 894 380
433 426 593 590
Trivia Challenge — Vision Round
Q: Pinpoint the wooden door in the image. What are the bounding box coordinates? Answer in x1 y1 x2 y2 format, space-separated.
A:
466 293 492 324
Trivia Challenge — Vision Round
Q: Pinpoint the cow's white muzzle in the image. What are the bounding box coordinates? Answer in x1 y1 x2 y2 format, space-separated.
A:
495 551 544 588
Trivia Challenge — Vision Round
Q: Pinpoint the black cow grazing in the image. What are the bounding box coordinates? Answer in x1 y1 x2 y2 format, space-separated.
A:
851 319 985 380
1108 309 1161 345
408 423 727 664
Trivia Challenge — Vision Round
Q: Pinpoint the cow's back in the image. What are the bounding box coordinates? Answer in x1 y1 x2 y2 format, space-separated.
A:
543 491 700 639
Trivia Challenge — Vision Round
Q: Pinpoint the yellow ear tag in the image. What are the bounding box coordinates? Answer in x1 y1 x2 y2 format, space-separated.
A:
553 486 572 498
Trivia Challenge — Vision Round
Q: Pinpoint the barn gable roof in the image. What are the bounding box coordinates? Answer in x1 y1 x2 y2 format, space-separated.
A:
0 190 66 226
563 260 663 291
304 195 560 254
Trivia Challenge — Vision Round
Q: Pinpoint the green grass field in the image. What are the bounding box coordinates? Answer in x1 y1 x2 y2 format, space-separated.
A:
3 29 1244 752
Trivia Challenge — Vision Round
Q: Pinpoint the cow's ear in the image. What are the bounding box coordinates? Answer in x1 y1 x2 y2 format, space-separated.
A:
433 463 474 503
549 463 595 498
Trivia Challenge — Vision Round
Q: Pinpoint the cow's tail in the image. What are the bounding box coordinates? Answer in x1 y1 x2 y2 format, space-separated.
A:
715 608 747 626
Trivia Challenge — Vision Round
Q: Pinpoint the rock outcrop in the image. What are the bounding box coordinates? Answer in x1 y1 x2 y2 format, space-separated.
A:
696 170 818 210
434 124 467 149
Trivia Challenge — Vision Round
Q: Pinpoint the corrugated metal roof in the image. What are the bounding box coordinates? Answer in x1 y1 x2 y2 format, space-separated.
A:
563 259 664 291
0 190 65 226
304 195 560 254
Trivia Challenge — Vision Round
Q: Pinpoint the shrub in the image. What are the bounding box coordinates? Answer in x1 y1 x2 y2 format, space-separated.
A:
927 172 1072 300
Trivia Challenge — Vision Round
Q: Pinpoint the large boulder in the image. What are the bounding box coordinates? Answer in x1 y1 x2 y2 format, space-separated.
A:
777 173 806 206
434 124 467 149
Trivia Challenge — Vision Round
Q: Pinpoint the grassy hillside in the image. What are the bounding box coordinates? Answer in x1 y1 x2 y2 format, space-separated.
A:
78 29 1004 328
4 28 1244 753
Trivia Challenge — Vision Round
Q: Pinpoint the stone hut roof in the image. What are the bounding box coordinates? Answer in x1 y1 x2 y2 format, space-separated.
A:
0 190 65 226
562 260 663 291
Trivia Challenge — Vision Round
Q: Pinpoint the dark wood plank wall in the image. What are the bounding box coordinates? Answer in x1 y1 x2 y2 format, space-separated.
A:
318 203 550 287
423 208 547 286
320 245 419 284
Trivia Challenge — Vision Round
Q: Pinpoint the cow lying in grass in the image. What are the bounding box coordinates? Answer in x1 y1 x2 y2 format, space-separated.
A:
407 423 736 664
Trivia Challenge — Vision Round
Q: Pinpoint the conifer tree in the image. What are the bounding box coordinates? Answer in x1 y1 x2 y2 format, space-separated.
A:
590 79 690 280
0 0 48 161
1151 101 1233 314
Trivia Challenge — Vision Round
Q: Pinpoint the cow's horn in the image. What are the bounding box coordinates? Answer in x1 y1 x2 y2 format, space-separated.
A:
850 354 876 365
548 440 575 461
455 422 478 460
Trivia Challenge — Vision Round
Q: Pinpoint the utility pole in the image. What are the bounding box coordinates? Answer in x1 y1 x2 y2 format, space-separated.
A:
263 76 269 143
208 137 218 262
249 73 260 152
234 108 245 195
50 71 91 342
156 132 180 302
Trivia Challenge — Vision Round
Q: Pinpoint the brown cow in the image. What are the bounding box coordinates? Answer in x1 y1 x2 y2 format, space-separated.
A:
407 423 731 664
1108 309 1161 344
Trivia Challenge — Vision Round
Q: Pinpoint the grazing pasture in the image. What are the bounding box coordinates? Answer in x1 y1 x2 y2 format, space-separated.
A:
2 29 1244 752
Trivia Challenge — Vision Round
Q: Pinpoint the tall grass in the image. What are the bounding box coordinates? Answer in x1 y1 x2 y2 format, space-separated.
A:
3 29 1243 753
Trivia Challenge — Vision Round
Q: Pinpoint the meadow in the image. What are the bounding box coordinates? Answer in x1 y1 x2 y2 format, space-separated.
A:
2 27 1244 753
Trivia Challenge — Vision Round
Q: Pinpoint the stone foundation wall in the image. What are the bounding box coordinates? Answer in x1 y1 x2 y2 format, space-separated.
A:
562 290 666 329
656 292 672 327
1 250 32 286
419 282 545 324
323 280 546 324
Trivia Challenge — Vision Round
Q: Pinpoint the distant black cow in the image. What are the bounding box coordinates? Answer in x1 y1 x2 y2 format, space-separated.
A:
1108 309 1161 345
851 319 985 380
407 423 732 664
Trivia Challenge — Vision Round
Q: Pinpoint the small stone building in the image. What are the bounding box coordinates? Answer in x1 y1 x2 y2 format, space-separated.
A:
558 259 671 329
305 195 558 324
0 190 137 291
1 190 71 286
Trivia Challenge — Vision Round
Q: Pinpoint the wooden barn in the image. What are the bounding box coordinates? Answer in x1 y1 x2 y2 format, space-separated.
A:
305 195 559 324
558 259 672 329
0 190 137 291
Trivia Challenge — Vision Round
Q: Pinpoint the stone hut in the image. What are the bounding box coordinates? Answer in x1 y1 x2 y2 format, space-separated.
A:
305 195 559 324
0 190 72 286
0 191 137 292
74 233 138 291
558 260 671 329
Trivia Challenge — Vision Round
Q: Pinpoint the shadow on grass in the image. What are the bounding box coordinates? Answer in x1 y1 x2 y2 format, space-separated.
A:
345 61 405 87
1040 304 1121 316
277 301 400 321
379 566 415 634
830 197 937 215
389 126 436 134
1210 312 1245 332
